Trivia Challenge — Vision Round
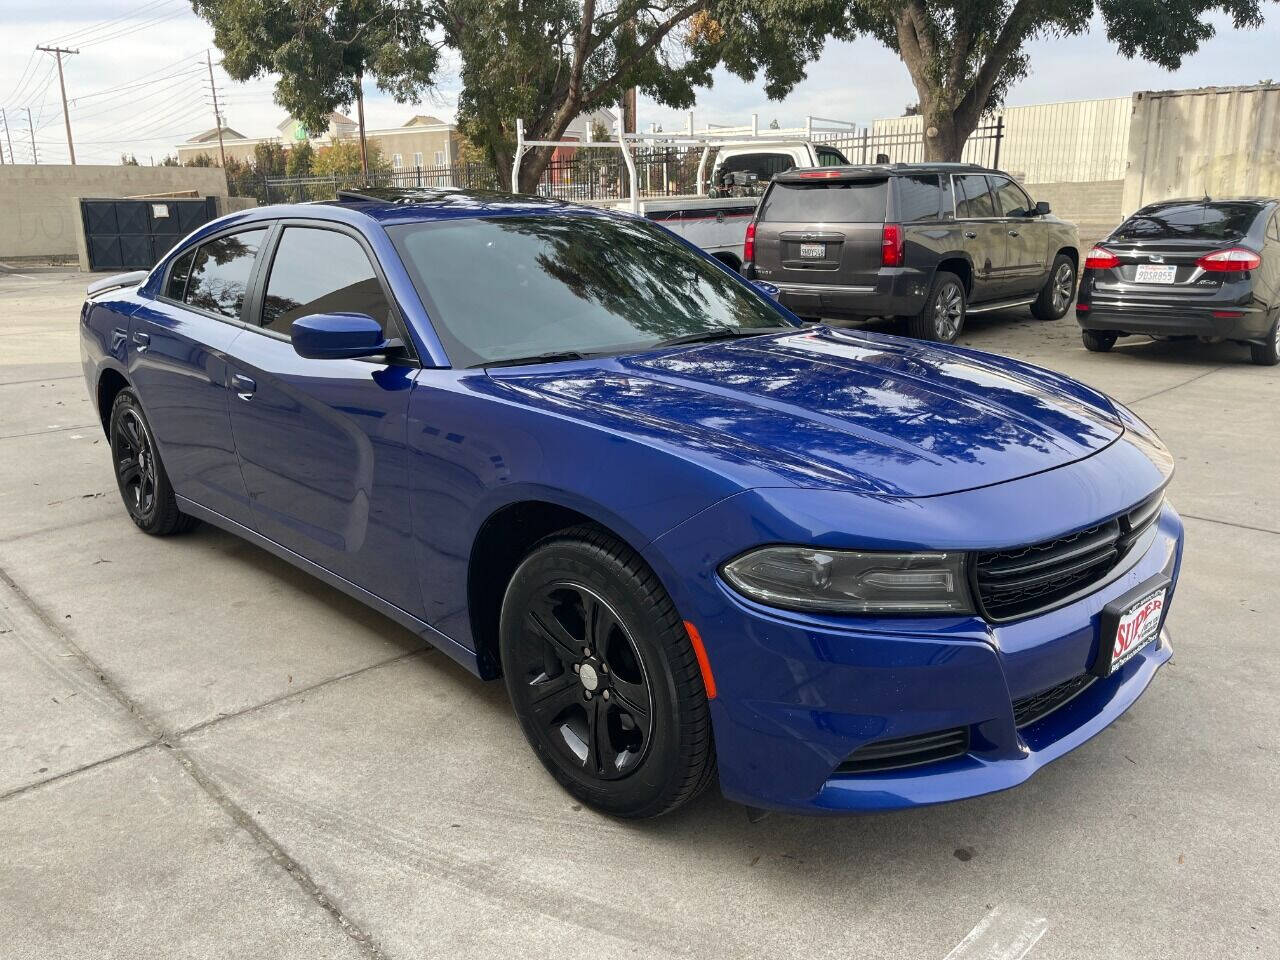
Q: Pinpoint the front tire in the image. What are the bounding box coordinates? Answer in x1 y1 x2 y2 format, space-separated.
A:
1250 319 1280 366
109 389 197 536
499 526 715 818
1032 254 1077 320
909 271 965 343
1082 329 1118 353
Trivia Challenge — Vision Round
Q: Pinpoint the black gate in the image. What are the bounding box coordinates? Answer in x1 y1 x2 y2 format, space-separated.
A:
80 196 218 272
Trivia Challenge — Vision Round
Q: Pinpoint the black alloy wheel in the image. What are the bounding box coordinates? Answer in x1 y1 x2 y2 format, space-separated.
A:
1250 317 1280 366
516 582 653 780
500 526 716 818
108 390 197 535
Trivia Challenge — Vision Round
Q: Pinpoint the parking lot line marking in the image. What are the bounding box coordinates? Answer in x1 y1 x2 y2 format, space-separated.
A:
943 905 1048 960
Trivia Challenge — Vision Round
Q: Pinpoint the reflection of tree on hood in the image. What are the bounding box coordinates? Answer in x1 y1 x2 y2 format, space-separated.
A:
496 215 774 342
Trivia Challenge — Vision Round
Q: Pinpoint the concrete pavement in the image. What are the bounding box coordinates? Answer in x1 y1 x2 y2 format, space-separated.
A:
1 266 1276 959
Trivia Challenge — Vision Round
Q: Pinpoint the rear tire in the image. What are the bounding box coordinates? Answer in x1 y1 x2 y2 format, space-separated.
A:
1250 319 1280 366
1082 330 1117 353
1032 254 1077 320
499 525 716 819
909 271 965 343
109 390 198 536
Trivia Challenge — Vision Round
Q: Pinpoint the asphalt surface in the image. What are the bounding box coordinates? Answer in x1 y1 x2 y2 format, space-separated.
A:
1 264 1276 960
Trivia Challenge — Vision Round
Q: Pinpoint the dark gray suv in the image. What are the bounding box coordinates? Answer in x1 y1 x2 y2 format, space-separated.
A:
743 163 1081 342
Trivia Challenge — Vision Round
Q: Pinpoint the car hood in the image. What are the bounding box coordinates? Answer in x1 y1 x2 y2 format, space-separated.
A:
490 327 1123 498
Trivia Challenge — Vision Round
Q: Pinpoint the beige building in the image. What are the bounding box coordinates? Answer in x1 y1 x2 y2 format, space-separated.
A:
177 111 463 170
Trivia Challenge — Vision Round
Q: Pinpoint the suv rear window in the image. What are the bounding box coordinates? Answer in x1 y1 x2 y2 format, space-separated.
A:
1113 202 1263 242
758 179 888 223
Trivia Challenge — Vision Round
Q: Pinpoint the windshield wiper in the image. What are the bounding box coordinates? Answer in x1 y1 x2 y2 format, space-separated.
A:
655 325 794 348
479 350 589 369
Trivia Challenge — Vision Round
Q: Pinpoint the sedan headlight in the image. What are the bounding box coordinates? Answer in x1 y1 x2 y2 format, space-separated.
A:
721 547 974 615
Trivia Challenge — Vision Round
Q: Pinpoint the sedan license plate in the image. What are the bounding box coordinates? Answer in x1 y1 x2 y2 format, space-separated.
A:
1093 578 1168 677
799 242 825 259
1134 263 1177 284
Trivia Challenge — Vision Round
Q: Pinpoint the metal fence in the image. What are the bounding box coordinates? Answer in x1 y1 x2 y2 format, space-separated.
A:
235 120 1004 204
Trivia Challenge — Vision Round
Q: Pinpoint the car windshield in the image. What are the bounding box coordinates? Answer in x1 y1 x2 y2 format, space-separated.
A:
388 214 793 367
1112 201 1262 242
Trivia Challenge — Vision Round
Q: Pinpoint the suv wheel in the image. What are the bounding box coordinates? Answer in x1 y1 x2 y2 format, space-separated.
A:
1082 330 1118 353
1250 318 1280 366
499 526 716 818
910 271 965 343
1032 254 1077 321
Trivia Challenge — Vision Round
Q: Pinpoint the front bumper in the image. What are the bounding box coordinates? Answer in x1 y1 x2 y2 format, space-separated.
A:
645 451 1184 813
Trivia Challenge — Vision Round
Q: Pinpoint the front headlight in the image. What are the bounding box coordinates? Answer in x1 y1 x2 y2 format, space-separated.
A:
720 546 974 615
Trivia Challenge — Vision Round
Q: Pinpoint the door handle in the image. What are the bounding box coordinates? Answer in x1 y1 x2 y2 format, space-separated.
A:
132 331 150 352
1008 229 1020 237
964 231 978 240
231 374 256 400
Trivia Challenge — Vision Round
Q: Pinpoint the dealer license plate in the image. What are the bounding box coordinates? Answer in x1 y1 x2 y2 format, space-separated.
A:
799 243 825 259
1134 264 1177 284
1104 585 1166 676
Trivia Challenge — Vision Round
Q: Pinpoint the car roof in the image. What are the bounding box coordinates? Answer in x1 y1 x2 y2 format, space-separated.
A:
1134 196 1279 211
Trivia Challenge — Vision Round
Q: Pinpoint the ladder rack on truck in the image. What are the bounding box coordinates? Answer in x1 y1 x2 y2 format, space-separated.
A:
510 112 858 271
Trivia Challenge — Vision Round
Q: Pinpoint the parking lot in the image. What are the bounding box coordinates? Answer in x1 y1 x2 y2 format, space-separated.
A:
1 264 1276 960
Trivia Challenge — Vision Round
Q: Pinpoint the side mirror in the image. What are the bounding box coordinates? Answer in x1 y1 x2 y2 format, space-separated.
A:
750 279 780 299
290 312 401 360
1034 200 1051 216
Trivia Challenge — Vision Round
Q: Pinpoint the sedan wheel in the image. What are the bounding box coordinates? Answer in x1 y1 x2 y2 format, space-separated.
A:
1250 318 1280 366
108 389 198 536
500 527 716 818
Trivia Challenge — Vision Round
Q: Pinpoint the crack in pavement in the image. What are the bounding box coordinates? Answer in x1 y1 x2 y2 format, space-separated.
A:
0 562 394 960
1127 364 1229 405
1178 513 1280 537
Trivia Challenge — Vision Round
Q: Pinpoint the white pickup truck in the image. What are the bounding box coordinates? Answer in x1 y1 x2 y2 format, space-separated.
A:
512 117 854 272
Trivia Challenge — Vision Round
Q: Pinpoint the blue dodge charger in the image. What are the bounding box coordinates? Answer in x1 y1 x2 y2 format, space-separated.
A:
80 188 1183 817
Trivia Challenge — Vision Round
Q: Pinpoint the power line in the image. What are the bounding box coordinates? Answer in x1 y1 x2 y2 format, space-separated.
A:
79 9 192 50
44 0 181 47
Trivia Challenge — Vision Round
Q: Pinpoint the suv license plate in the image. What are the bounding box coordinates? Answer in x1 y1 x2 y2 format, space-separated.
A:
799 243 825 259
1093 578 1168 677
1134 264 1177 284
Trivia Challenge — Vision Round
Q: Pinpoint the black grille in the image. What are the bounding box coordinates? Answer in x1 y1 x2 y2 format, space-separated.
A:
974 493 1164 621
837 727 969 774
1012 674 1095 728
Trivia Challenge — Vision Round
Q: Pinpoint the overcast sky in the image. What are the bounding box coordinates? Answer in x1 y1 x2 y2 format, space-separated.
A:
2 1 1277 165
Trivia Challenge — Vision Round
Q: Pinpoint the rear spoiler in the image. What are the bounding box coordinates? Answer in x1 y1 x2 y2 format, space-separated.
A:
774 166 891 184
86 270 149 299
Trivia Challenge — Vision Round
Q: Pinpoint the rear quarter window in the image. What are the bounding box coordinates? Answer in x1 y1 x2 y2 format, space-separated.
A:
758 180 888 223
894 175 943 221
1113 202 1264 242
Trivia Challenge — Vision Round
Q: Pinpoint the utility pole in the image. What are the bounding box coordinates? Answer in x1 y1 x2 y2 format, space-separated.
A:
26 108 37 164
37 45 78 164
354 76 369 179
0 108 10 165
206 50 227 168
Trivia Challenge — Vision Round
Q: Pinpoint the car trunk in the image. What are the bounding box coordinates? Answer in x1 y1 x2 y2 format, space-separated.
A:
753 177 888 289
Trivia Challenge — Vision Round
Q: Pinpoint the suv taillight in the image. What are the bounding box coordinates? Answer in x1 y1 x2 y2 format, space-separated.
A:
881 223 903 267
1084 246 1119 269
1197 247 1261 271
744 221 756 263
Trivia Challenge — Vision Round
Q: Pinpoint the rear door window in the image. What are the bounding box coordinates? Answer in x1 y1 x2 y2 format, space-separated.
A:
954 175 996 219
1112 202 1264 242
183 229 267 320
259 227 392 337
990 176 1033 218
895 175 943 221
758 180 888 222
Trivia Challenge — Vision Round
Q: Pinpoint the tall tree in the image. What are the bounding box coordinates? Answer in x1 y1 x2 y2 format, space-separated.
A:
835 1 1266 161
441 1 835 190
192 0 441 135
